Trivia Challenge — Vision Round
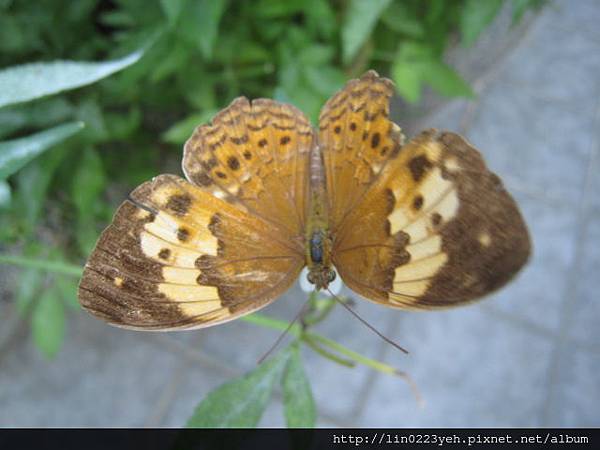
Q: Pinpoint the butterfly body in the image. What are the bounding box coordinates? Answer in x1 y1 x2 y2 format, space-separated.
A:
78 71 530 330
306 143 336 290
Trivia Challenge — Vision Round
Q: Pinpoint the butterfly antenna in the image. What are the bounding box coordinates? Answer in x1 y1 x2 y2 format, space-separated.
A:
256 298 311 365
327 288 409 355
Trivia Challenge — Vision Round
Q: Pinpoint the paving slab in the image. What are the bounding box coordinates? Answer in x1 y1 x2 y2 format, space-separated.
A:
358 306 554 427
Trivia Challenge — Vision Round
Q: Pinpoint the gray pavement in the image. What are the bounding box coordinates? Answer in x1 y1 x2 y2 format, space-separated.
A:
1 0 599 427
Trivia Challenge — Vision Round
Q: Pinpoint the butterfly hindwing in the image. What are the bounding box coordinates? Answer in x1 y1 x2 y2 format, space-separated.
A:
332 127 531 309
78 174 304 330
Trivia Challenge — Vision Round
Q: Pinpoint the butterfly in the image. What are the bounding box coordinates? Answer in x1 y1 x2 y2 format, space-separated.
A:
78 70 531 330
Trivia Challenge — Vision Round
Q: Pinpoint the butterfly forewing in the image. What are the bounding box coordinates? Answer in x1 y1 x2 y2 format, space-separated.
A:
79 174 304 330
182 97 313 237
319 71 405 231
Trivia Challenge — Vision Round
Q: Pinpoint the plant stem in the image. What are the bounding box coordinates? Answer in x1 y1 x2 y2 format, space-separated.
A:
239 313 301 337
0 254 83 277
305 331 400 377
302 334 356 368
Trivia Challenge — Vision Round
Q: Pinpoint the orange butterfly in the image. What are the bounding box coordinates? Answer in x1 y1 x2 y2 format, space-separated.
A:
78 71 530 330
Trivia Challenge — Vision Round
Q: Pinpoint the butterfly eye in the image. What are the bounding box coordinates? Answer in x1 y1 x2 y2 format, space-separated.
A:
327 270 336 283
307 272 315 284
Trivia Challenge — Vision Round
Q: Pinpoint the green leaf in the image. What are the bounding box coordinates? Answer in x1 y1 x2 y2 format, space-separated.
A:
342 0 392 64
160 0 185 25
0 179 10 209
161 110 216 145
391 61 422 104
15 145 70 234
421 60 475 98
71 146 106 254
0 122 83 180
179 0 228 59
75 99 108 143
71 146 105 215
186 349 291 428
15 266 44 315
31 287 66 359
55 275 79 310
511 0 542 24
380 2 424 38
0 47 148 108
255 0 305 17
282 346 316 428
460 0 504 47
304 66 345 97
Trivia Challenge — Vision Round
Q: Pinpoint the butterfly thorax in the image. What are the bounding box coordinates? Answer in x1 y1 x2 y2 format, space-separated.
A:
306 144 336 290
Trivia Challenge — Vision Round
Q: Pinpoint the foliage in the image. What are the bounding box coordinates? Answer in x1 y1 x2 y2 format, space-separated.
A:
0 0 543 425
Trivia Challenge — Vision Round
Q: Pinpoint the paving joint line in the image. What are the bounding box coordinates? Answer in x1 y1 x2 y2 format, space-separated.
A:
540 90 600 425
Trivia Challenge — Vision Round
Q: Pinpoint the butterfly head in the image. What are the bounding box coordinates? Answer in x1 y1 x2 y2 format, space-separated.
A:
306 265 336 290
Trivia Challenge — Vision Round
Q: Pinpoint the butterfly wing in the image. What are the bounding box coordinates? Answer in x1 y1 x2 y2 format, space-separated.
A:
78 174 304 330
183 97 313 238
325 73 530 309
319 70 405 230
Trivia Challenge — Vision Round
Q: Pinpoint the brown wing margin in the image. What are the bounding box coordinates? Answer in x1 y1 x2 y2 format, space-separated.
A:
78 174 304 330
333 129 531 310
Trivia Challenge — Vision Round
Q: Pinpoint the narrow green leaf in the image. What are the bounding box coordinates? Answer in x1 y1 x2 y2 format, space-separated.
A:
0 122 83 180
31 287 66 359
0 47 147 108
282 346 316 428
421 60 475 98
460 0 504 47
391 61 422 104
342 0 392 64
186 349 291 428
0 98 73 139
